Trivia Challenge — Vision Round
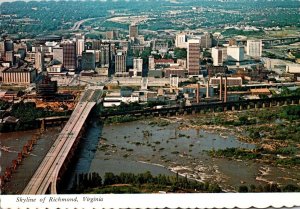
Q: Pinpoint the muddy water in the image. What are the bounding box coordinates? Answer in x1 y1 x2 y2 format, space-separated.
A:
1 127 61 194
87 117 300 191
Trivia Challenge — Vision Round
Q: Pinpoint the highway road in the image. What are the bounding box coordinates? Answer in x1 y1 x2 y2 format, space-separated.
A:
22 90 97 194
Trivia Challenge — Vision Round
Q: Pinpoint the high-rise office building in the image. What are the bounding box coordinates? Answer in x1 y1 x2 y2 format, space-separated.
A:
0 42 5 58
129 24 138 38
246 40 262 57
200 32 212 49
53 47 63 63
62 41 77 71
35 51 44 71
212 47 223 66
5 51 14 65
81 51 95 70
175 33 187 48
227 45 244 62
4 40 14 52
148 56 155 70
187 39 200 75
76 38 85 57
0 39 14 61
115 51 126 73
100 44 110 67
131 57 143 77
133 57 143 71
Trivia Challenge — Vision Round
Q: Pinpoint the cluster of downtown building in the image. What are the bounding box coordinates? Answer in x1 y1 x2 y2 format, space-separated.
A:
1 23 299 107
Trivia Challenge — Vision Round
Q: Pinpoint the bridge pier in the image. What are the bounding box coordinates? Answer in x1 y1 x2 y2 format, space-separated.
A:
262 103 266 108
284 101 288 106
40 119 45 132
223 106 227 112
17 152 22 164
232 106 235 111
291 100 295 105
277 101 280 107
240 105 243 111
247 105 250 110
255 104 258 109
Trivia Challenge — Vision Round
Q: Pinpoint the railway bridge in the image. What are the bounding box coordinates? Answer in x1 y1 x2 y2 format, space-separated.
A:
101 95 300 118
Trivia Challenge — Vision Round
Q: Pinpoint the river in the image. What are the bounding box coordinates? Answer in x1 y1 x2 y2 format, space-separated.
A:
0 127 61 194
83 116 300 192
3 115 299 194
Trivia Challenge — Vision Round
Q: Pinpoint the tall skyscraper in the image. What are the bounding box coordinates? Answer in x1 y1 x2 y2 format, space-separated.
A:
133 57 143 71
4 40 14 51
129 24 138 38
35 51 44 71
227 45 244 62
100 44 110 67
175 33 187 48
200 32 212 49
115 51 126 73
212 47 223 66
187 39 200 75
76 38 85 57
0 41 5 58
53 47 63 63
246 40 262 57
62 41 77 71
132 57 143 77
148 56 155 70
5 51 14 65
0 39 14 62
81 51 95 71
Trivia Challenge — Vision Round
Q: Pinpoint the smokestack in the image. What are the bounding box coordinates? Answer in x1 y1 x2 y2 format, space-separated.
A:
219 76 223 101
206 78 210 98
224 76 227 103
196 83 200 104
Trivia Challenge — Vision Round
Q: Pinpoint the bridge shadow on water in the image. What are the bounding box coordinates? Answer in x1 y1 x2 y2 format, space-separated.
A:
58 117 103 194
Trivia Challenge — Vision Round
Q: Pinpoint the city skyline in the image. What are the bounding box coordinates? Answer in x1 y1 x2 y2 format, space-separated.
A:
1 0 300 207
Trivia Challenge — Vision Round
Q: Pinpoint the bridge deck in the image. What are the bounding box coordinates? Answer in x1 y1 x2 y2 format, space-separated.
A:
22 90 97 194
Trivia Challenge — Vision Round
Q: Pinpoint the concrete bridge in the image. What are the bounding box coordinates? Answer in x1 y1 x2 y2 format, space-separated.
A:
101 95 300 118
22 87 103 194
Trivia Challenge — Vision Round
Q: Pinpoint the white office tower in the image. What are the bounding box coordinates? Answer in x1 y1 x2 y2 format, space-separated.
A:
148 56 155 70
133 57 143 71
132 57 143 77
76 38 85 57
246 40 262 58
175 33 187 48
212 47 223 66
227 45 244 62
